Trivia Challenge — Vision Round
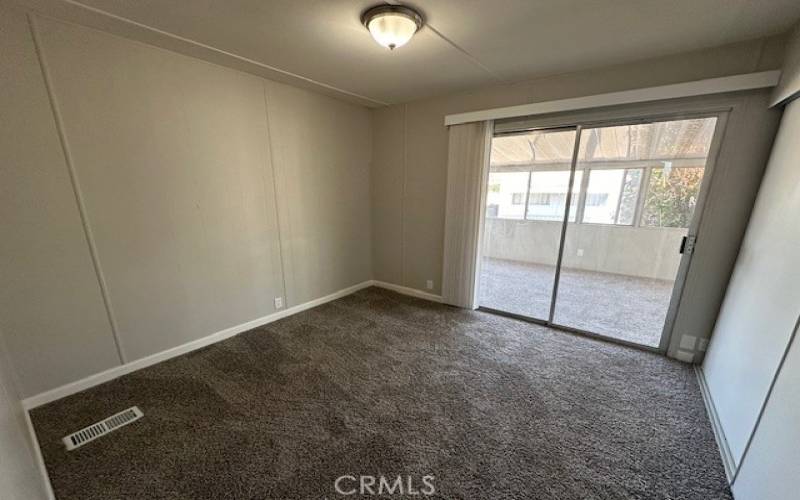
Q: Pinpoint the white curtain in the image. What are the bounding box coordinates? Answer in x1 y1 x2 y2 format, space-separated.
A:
441 121 492 308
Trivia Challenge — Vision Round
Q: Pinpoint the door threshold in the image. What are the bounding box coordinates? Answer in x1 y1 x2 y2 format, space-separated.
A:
477 306 665 355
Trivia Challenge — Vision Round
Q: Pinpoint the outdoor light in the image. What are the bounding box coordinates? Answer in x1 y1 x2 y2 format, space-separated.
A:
361 4 423 50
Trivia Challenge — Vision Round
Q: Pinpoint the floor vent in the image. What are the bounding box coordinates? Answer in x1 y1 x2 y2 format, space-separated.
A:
62 406 143 451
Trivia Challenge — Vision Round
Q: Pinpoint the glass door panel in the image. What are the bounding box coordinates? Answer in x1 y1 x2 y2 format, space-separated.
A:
552 118 717 347
478 127 577 320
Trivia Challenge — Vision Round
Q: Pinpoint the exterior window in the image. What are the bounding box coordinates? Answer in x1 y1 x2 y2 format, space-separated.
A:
616 169 643 225
641 166 704 228
583 170 624 224
484 171 529 219
527 170 582 222
585 193 609 207
486 163 702 227
582 168 643 225
529 193 552 205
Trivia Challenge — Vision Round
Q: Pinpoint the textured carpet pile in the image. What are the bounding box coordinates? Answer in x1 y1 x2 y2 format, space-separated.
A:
31 287 731 499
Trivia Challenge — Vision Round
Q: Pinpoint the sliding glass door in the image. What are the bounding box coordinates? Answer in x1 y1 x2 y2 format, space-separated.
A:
479 127 577 320
552 118 717 347
478 115 720 349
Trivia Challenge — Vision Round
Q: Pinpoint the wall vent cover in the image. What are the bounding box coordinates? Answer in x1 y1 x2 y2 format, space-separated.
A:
62 406 143 451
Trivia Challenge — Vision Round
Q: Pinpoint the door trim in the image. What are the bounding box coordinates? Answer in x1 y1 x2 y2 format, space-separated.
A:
657 111 730 352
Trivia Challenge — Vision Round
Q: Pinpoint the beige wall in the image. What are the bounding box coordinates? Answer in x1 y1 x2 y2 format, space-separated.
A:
732 320 800 500
35 16 286 362
266 81 373 306
0 4 122 397
371 105 405 285
703 96 800 492
0 6 372 398
372 35 785 296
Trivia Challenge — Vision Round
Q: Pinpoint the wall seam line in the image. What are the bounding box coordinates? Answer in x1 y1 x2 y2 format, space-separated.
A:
731 311 800 485
400 103 408 286
261 83 290 308
27 13 127 365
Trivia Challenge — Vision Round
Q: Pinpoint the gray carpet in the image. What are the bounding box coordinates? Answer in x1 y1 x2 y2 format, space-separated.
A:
31 287 731 499
479 258 674 346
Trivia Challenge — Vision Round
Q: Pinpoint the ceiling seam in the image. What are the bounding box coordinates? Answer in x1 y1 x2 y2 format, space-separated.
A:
49 0 390 106
425 23 505 83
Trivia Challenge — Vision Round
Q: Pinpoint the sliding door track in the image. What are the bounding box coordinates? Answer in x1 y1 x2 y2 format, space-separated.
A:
477 306 664 354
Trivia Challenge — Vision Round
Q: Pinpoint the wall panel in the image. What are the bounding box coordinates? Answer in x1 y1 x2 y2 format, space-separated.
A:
371 105 405 284
34 16 285 362
266 81 372 306
703 97 800 468
732 322 800 500
2 8 373 397
0 5 120 397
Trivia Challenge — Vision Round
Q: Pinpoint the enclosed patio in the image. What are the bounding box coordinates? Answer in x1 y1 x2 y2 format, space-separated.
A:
478 257 674 347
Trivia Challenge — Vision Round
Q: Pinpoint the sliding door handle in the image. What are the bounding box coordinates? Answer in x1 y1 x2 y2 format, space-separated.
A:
679 235 696 255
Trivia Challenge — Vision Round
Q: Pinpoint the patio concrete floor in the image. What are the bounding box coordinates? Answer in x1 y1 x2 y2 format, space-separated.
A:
478 258 674 347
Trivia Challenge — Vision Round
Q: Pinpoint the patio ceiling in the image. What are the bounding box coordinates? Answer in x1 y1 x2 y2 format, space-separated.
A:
491 118 716 167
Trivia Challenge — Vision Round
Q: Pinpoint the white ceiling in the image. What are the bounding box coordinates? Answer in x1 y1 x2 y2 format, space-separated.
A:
19 0 800 106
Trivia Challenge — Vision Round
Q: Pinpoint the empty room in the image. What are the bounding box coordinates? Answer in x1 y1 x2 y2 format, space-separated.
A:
1 1 799 499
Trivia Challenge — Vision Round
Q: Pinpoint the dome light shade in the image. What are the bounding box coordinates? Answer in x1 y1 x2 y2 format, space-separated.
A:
362 5 423 50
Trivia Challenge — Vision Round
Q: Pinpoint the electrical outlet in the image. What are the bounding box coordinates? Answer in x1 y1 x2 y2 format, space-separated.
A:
679 334 697 350
426 280 434 290
274 297 283 309
577 248 584 257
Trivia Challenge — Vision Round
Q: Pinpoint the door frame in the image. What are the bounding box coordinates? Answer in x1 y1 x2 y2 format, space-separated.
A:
475 105 732 354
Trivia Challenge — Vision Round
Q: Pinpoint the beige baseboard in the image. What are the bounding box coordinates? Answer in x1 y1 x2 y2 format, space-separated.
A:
22 280 378 410
22 408 56 499
371 280 444 303
22 279 444 410
694 365 737 482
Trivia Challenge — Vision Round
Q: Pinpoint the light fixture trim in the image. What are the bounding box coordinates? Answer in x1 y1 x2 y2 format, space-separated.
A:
361 4 424 50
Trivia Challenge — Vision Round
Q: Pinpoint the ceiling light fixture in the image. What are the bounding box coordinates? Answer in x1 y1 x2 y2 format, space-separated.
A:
361 4 424 50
